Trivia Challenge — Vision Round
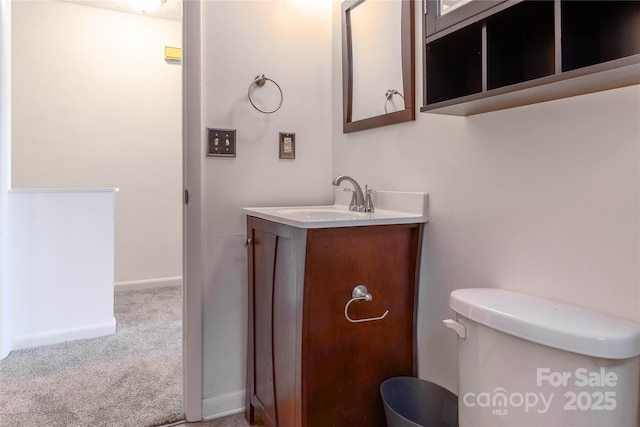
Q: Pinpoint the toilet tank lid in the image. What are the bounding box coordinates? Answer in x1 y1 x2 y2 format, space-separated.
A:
449 288 640 359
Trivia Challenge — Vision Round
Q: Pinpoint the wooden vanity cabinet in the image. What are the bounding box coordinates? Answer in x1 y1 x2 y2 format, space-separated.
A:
245 216 424 427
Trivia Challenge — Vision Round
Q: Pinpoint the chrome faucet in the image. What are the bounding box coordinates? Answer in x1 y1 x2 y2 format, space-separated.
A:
332 175 374 212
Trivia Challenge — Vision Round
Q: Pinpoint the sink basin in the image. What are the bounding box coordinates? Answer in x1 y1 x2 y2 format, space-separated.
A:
243 191 428 229
276 208 370 221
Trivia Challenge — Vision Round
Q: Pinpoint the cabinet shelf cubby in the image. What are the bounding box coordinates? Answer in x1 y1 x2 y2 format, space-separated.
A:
486 1 554 90
422 0 640 116
561 1 640 72
426 23 482 104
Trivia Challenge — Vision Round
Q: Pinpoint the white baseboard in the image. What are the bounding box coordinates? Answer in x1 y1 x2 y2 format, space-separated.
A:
115 276 183 292
11 317 116 351
202 389 245 420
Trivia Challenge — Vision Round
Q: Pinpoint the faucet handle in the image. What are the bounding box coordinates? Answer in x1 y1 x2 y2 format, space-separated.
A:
364 185 375 213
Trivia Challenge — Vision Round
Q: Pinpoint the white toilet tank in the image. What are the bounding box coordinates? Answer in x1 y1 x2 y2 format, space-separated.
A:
445 288 640 427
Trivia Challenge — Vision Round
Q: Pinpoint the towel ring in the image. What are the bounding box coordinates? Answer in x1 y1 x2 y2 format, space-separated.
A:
248 74 283 114
383 89 404 114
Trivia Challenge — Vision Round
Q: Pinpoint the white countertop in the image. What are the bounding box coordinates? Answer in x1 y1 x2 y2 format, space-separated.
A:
9 187 119 193
243 191 428 229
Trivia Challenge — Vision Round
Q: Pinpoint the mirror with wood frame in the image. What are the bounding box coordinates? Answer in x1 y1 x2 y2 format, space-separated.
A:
342 0 415 133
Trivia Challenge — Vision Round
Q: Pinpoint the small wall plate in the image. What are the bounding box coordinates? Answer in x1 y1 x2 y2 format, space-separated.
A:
279 132 295 159
207 128 236 157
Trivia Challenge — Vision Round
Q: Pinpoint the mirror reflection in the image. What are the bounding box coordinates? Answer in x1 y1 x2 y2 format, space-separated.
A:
439 0 473 16
350 0 404 121
342 0 414 133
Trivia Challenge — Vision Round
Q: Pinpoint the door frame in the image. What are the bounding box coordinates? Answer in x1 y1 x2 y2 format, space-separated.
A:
182 0 204 421
0 0 11 360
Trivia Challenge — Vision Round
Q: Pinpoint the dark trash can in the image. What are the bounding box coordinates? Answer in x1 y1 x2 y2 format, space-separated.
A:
380 377 458 427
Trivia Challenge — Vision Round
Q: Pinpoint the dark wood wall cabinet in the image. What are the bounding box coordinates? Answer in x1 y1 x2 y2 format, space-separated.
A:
245 217 424 427
422 0 640 116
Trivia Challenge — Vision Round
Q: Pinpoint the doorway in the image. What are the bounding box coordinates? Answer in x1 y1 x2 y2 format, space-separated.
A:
2 0 187 424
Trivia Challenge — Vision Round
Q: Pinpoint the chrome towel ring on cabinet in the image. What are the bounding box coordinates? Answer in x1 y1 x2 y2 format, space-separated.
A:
384 89 405 114
248 74 283 114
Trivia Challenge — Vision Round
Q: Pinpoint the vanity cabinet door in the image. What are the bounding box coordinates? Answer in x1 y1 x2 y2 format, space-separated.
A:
246 217 302 427
302 224 423 427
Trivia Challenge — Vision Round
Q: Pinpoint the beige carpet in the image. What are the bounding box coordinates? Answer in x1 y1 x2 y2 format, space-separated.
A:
0 286 183 427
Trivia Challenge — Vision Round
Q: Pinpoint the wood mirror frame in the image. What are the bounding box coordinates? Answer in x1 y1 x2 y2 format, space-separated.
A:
342 0 415 133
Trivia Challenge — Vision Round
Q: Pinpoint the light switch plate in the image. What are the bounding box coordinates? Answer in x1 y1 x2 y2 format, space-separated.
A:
279 132 295 159
207 128 236 157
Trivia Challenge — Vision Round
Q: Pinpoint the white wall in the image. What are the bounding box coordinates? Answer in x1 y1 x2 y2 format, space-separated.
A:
331 4 640 394
198 0 333 417
8 189 117 350
11 1 182 286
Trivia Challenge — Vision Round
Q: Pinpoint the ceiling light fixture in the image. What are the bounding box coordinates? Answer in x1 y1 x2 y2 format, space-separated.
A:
128 0 164 13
